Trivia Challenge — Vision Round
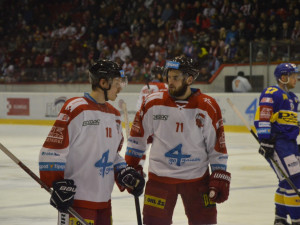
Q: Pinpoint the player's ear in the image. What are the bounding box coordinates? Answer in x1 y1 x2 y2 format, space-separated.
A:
186 76 194 85
99 78 109 89
280 75 288 82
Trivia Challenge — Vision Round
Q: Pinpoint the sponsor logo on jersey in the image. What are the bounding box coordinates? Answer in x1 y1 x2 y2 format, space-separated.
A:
204 98 217 113
153 114 169 120
128 138 138 145
95 150 114 177
276 111 298 125
259 106 273 120
126 147 144 158
258 122 271 127
46 126 64 144
202 193 216 208
57 113 69 122
41 151 60 156
39 162 65 171
211 164 227 171
260 97 273 103
282 94 288 100
195 113 205 128
82 119 100 126
256 128 271 134
144 194 166 209
165 144 200 166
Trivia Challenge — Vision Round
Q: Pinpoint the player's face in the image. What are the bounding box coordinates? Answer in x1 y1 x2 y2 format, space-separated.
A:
287 73 298 89
167 70 188 97
107 77 123 101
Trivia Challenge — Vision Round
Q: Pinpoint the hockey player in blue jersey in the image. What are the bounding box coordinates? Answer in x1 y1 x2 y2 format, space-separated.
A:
254 63 300 225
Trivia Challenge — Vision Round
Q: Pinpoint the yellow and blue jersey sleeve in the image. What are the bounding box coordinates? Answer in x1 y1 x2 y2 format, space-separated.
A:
254 86 299 141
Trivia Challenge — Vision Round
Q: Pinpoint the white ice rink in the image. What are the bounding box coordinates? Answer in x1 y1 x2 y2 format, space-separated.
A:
0 124 281 225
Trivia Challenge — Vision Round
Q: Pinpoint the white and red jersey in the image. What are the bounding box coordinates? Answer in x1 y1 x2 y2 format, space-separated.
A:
136 82 168 110
126 89 228 184
39 93 126 209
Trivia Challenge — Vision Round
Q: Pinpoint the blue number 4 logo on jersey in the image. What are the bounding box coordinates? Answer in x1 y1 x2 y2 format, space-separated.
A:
95 150 114 177
165 144 191 166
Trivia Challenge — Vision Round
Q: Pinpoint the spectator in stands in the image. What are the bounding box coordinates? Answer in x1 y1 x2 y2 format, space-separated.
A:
131 40 147 65
122 56 135 81
118 42 131 62
197 66 211 82
2 0 300 85
183 41 195 58
278 21 292 41
291 20 300 40
225 25 238 45
232 71 252 92
224 38 238 62
141 55 155 79
161 3 173 23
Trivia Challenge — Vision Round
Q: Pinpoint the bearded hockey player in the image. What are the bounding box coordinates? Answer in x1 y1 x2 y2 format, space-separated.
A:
39 59 145 225
125 55 231 225
255 63 300 225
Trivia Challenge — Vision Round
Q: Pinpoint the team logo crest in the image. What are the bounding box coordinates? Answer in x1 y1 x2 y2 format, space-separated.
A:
196 113 205 128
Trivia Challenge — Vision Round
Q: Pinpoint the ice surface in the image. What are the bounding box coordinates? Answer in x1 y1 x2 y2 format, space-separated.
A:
0 125 280 225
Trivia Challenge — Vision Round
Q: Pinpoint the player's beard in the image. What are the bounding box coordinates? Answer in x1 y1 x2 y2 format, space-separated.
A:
169 81 188 98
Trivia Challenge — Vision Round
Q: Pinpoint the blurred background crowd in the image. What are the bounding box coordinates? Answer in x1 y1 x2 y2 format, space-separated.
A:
0 0 300 84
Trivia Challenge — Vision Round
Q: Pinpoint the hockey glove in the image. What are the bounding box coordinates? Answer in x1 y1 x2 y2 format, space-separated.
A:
259 139 275 159
117 166 145 197
135 165 146 178
50 179 76 213
209 170 231 203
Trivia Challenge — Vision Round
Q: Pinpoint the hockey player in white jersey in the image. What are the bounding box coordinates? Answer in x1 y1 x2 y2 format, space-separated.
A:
125 56 231 225
39 59 145 225
136 66 168 166
136 66 168 111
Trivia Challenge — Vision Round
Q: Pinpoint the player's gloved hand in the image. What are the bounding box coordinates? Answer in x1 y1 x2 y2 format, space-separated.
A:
209 170 231 203
135 165 146 178
50 179 76 213
117 166 145 197
259 139 275 159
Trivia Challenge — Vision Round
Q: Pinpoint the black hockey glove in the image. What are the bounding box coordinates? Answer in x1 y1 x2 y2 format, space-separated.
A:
117 166 145 197
50 179 76 213
259 139 275 159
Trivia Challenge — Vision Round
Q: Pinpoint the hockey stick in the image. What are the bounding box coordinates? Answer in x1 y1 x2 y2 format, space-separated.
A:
226 98 300 197
118 99 143 225
0 142 89 225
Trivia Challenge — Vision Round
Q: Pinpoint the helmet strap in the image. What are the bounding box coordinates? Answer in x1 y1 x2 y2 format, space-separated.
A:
278 76 289 91
98 79 112 101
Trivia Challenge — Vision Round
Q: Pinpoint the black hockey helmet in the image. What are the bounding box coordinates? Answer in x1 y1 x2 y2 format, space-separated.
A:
164 55 200 81
150 66 164 82
89 59 126 81
89 59 127 100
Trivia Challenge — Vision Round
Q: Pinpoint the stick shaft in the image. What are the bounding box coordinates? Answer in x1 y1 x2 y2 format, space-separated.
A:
226 98 300 197
121 102 130 139
0 143 89 225
119 100 143 225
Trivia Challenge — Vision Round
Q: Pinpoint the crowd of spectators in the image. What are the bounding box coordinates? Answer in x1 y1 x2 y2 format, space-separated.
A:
0 0 300 84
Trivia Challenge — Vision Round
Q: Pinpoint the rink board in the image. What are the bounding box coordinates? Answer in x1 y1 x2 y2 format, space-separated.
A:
0 92 270 132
